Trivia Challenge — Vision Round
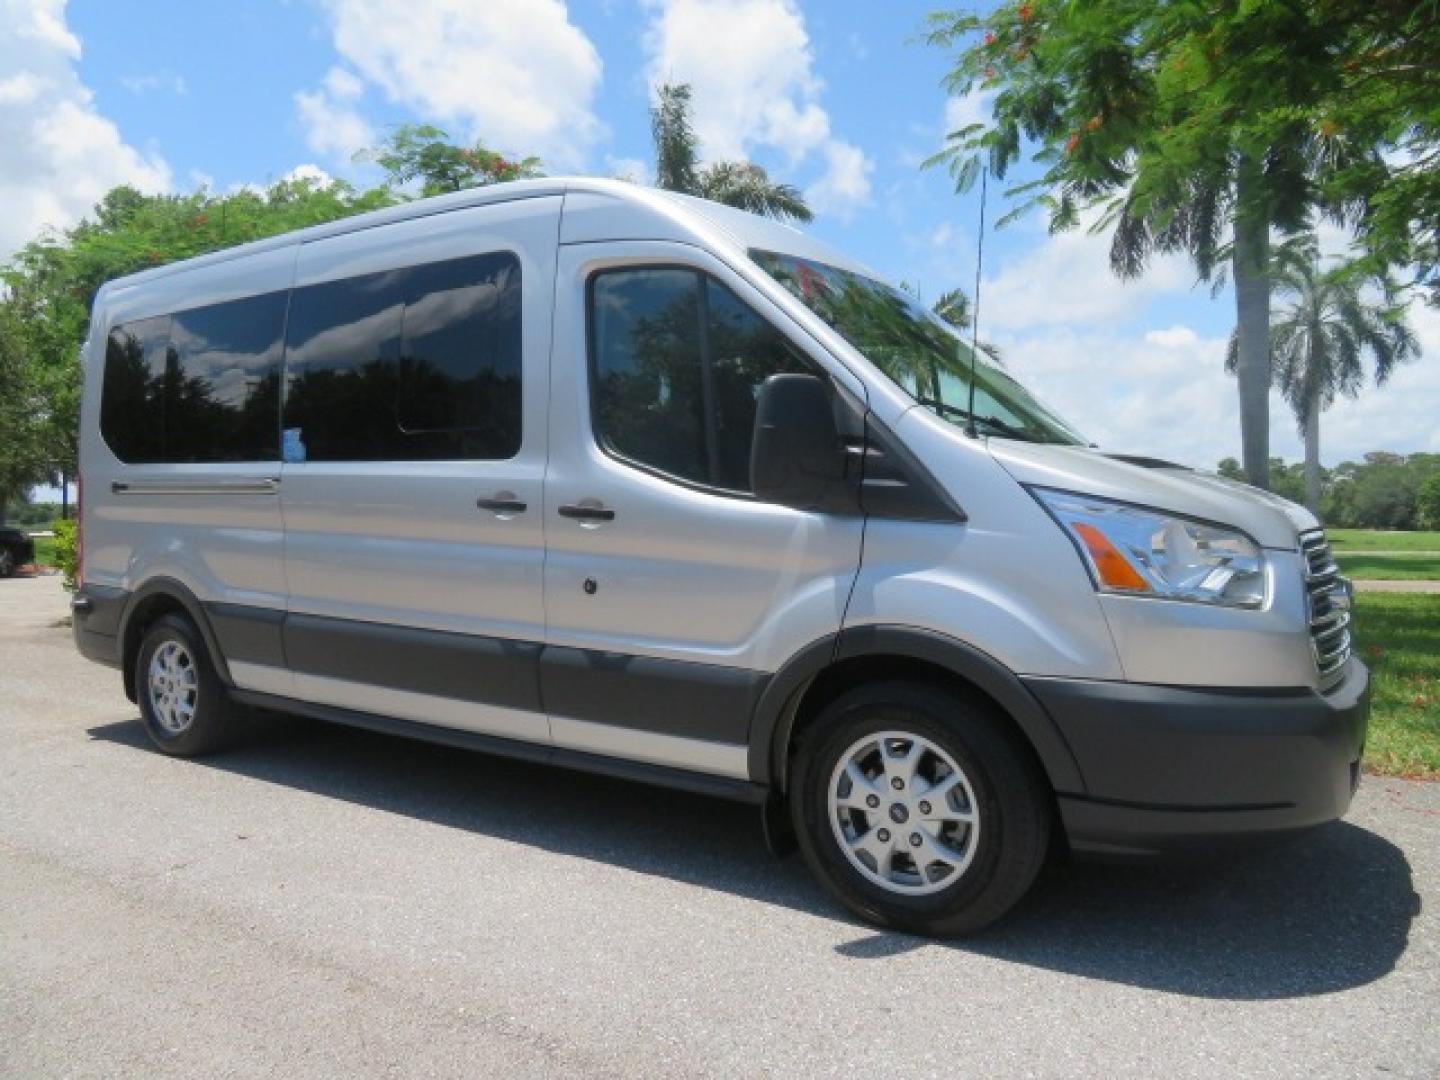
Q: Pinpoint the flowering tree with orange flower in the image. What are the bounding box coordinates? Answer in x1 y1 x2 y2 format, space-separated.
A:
926 0 1437 491
362 124 542 197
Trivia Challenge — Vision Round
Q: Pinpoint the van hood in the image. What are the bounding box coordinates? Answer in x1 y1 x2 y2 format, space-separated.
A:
987 440 1316 550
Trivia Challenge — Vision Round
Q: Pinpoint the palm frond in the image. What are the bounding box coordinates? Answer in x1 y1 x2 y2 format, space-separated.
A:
696 161 812 222
1264 234 1420 435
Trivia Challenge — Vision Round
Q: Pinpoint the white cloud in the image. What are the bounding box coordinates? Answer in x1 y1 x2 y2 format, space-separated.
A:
1144 325 1200 349
304 0 603 170
0 0 170 259
295 66 375 162
643 0 874 218
805 139 872 220
988 287 1440 469
942 89 992 138
981 212 1194 331
1298 300 1440 462
0 72 45 106
606 156 650 184
282 163 335 187
994 322 1243 467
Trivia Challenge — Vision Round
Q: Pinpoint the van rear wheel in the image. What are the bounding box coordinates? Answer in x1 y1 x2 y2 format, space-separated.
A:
135 614 241 756
790 682 1051 937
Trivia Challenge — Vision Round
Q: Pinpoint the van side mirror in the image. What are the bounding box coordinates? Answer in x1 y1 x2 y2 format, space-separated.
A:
750 374 845 510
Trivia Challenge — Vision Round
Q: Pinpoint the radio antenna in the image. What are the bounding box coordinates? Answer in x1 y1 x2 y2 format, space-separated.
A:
965 165 988 439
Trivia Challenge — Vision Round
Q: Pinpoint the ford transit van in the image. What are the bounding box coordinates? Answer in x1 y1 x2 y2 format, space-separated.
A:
71 179 1368 935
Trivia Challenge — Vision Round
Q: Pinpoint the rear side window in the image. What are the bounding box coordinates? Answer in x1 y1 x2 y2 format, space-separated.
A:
101 315 171 464
282 251 522 462
166 292 288 462
590 267 813 494
99 292 286 464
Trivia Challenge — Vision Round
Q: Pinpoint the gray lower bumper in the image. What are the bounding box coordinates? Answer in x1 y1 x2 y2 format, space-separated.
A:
1024 659 1370 856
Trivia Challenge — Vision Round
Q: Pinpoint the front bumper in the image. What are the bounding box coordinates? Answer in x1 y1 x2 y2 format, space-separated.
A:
1024 659 1370 857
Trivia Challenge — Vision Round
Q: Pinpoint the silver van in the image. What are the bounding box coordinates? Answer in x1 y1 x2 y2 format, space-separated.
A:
72 179 1368 935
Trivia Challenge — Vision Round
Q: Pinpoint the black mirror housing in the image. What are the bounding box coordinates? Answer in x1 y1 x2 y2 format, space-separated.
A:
750 374 848 510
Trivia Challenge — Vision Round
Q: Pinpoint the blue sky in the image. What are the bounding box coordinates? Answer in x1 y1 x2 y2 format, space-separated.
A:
5 0 1438 478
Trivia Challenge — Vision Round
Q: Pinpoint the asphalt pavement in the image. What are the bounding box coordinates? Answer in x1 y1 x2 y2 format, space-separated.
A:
2 574 1437 1078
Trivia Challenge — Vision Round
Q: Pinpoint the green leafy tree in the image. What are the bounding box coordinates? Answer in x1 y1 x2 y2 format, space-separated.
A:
1307 1 1439 305
651 84 812 222
1227 238 1419 511
0 303 51 522
1216 456 1246 482
361 124 542 196
926 1 1435 489
1418 473 1440 530
50 517 78 591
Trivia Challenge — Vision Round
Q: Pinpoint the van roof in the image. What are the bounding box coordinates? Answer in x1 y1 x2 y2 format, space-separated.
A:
95 177 876 301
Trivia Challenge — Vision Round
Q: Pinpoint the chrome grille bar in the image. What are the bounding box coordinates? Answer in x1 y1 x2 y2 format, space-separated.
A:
1299 529 1351 687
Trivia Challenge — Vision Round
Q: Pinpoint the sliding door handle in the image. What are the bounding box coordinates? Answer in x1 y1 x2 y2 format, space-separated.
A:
558 503 616 523
477 496 528 514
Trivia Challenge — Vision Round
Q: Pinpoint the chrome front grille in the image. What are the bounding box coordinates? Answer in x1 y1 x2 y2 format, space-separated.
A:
1300 529 1352 686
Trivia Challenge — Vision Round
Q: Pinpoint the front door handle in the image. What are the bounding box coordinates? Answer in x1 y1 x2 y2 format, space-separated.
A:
558 503 616 523
477 496 528 514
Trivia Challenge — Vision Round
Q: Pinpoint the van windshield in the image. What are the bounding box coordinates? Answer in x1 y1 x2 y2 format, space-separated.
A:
751 249 1086 446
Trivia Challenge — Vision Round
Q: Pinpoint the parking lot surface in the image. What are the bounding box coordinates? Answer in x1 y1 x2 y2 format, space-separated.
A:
2 575 1437 1078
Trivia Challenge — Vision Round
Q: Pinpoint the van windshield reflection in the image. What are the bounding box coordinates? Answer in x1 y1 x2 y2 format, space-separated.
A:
750 249 1086 446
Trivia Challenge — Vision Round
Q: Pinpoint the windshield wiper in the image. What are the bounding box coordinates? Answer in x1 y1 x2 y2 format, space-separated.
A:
914 396 1040 442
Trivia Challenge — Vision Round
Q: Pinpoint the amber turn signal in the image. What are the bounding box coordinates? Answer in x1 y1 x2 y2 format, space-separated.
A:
1071 523 1151 592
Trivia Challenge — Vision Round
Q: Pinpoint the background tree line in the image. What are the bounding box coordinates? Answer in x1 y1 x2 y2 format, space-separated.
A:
1219 452 1440 530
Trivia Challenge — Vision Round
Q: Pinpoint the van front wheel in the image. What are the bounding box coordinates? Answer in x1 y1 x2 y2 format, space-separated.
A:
135 614 241 756
790 682 1051 937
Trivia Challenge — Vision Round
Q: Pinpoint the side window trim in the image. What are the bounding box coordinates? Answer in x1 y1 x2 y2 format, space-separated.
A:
585 262 823 501
694 274 723 485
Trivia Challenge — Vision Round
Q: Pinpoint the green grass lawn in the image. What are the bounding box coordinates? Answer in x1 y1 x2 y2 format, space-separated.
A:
1327 528 1440 552
1336 554 1440 581
30 535 56 567
1354 593 1440 779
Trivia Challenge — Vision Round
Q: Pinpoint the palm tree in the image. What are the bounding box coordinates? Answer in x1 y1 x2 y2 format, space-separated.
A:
1227 237 1419 512
650 84 812 223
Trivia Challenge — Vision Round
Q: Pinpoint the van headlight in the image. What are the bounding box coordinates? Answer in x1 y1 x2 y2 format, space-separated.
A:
1031 488 1267 608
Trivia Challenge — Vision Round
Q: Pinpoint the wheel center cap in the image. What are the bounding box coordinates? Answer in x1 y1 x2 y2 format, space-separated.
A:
889 803 909 825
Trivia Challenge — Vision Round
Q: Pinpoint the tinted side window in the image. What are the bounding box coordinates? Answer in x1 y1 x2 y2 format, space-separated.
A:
282 252 522 462
398 252 522 459
101 315 171 464
706 279 811 491
591 269 707 486
589 267 816 494
283 269 405 462
166 292 288 462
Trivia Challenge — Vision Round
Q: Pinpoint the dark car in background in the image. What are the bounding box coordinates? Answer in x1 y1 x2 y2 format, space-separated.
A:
0 526 36 577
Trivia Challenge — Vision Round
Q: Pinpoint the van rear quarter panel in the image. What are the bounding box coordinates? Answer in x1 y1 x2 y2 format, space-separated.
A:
82 245 296 608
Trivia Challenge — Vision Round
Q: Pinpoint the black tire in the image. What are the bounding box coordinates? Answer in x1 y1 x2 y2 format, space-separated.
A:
0 548 14 578
134 613 242 756
790 681 1051 937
